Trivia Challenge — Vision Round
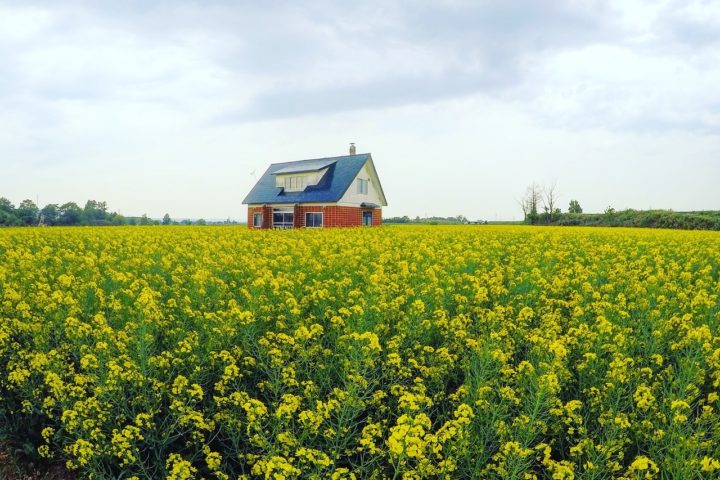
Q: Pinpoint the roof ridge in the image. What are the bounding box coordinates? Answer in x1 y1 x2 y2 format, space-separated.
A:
268 153 370 166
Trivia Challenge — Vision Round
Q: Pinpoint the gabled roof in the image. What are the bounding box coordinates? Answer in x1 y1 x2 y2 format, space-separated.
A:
243 153 387 205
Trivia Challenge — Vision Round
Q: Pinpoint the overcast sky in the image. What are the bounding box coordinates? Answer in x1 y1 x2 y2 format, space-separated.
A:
1 0 718 221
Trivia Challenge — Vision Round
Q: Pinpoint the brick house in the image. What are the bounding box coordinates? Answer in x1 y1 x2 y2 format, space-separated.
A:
243 147 387 229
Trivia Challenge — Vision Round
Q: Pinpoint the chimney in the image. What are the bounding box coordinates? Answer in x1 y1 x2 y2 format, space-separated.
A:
349 142 356 155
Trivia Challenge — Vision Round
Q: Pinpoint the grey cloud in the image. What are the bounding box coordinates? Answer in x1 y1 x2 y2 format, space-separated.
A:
653 1 720 49
218 67 515 122
1 0 718 135
394 0 613 46
525 81 720 136
3 1 615 104
212 0 618 121
667 18 720 47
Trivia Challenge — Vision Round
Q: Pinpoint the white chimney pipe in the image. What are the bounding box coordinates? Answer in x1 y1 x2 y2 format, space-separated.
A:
349 142 356 155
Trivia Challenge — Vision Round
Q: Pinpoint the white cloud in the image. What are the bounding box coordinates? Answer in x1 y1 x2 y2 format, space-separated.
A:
0 0 718 220
0 5 53 41
527 43 720 133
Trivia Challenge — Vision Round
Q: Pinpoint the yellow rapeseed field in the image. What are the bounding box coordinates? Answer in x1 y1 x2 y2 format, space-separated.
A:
1 225 719 479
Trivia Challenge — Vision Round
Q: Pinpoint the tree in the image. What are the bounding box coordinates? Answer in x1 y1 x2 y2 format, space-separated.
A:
139 214 152 226
162 213 172 225
568 199 583 214
519 183 541 224
58 202 83 226
542 181 559 222
107 212 127 225
84 200 108 225
17 199 39 226
196 218 206 226
0 198 19 226
40 204 60 226
0 197 14 214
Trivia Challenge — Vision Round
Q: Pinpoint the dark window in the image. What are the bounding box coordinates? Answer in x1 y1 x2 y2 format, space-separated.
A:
272 210 294 229
305 212 323 228
253 212 262 227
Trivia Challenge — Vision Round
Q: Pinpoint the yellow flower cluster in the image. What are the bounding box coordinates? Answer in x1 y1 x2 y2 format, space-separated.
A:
0 225 719 478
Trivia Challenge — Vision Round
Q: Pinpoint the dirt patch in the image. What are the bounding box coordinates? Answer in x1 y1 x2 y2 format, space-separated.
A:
0 444 73 480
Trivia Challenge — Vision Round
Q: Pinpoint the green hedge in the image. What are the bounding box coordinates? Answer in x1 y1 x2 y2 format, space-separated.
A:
551 210 720 231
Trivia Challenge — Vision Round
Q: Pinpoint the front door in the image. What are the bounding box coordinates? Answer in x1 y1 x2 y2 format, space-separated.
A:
362 210 373 226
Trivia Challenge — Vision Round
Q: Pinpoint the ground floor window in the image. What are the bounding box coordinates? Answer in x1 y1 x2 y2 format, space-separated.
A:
305 212 323 228
273 209 294 229
253 212 262 227
362 210 373 226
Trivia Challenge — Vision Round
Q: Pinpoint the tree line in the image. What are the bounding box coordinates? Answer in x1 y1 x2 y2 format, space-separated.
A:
518 183 720 231
383 215 473 224
0 197 191 227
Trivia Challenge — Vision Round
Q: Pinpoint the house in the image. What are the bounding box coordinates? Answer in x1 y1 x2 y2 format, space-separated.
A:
243 145 387 229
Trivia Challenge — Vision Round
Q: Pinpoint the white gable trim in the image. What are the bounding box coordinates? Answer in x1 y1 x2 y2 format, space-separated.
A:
364 157 388 206
336 156 388 207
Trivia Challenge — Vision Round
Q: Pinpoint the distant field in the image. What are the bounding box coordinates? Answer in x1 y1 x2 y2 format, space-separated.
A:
1 225 719 479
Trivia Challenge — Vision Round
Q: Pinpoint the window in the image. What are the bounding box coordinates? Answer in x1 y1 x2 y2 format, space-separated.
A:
357 178 369 194
362 211 373 226
272 209 294 229
284 176 306 191
305 212 323 228
253 212 262 228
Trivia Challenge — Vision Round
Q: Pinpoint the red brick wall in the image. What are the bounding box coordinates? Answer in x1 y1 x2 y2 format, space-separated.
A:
247 206 272 229
248 205 382 228
294 206 324 228
247 206 257 229
323 206 361 227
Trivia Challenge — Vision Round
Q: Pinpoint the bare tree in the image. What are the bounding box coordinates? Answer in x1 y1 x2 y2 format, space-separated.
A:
519 182 541 224
542 180 559 222
518 196 529 219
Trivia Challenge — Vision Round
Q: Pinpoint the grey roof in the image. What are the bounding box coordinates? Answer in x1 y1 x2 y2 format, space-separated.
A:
243 153 386 205
273 159 337 175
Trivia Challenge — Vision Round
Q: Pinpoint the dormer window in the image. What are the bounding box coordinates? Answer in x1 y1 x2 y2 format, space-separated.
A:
357 178 369 195
284 176 306 192
274 163 332 191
